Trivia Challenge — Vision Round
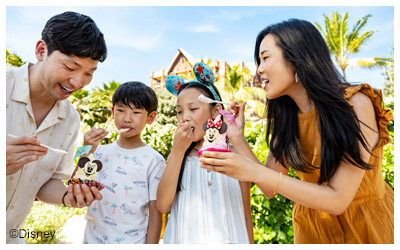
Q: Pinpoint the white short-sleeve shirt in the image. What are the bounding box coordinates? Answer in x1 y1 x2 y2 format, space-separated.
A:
83 142 166 244
6 63 80 243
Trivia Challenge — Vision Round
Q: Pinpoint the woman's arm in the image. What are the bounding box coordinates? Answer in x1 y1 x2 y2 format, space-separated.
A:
201 93 378 215
239 181 254 243
146 201 162 244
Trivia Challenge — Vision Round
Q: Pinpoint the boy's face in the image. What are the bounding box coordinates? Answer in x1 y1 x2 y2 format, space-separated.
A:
112 103 156 138
36 40 98 100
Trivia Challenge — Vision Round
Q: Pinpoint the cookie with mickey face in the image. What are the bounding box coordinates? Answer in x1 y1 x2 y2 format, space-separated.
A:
68 154 103 199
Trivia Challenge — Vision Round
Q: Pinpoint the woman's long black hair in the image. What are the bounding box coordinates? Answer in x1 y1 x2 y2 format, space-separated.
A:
175 82 224 192
254 19 374 184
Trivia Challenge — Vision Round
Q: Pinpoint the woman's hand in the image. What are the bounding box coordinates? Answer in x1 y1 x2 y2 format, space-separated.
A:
226 101 247 145
83 127 109 154
199 150 263 183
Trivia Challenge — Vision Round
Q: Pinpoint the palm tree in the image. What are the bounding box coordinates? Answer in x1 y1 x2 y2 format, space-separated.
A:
316 12 388 79
223 64 252 101
383 46 394 98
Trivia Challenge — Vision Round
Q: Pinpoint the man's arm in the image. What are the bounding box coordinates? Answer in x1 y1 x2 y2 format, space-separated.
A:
146 200 162 244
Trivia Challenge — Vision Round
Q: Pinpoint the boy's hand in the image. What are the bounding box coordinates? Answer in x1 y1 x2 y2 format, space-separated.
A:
83 127 109 154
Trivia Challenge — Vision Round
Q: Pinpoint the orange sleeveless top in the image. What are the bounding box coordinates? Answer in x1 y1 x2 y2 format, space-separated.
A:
293 84 394 243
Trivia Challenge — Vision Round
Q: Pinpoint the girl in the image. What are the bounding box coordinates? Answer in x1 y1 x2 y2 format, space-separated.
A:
157 63 253 243
199 19 394 243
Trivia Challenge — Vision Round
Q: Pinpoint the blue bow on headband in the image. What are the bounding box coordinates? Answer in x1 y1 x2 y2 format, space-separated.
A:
165 62 221 101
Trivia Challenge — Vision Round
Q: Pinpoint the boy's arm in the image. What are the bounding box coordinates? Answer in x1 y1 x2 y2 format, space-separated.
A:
146 200 162 244
83 127 109 155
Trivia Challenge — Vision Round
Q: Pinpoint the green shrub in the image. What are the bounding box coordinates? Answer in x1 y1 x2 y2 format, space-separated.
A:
22 202 86 244
382 131 394 189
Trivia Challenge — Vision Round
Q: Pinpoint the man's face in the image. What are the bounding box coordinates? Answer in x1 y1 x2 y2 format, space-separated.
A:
39 48 99 100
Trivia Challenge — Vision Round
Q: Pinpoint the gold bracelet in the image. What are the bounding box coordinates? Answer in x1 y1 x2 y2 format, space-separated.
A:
274 172 282 195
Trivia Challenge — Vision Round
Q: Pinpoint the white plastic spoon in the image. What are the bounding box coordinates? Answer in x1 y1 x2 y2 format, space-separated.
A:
107 128 129 133
8 134 68 155
198 94 240 107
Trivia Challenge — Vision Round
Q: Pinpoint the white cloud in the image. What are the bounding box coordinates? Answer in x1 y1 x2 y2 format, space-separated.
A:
191 24 219 33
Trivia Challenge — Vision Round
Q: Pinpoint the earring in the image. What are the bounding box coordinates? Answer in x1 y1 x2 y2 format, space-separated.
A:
295 73 299 83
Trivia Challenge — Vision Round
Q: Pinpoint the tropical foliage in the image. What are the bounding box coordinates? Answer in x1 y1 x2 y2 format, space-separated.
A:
316 12 388 79
6 48 25 67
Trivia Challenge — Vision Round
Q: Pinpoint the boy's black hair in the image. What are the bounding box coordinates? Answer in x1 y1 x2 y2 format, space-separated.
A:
41 11 107 62
112 81 158 114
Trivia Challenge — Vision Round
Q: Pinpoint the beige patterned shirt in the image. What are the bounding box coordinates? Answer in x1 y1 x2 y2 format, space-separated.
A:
6 63 80 243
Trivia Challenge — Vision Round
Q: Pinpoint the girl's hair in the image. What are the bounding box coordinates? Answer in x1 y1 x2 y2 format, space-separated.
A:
176 82 224 192
254 19 373 184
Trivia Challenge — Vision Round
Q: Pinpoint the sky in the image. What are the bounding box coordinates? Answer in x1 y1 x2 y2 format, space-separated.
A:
5 3 395 92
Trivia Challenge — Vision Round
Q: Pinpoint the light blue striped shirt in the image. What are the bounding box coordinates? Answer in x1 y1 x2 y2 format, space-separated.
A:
163 156 249 243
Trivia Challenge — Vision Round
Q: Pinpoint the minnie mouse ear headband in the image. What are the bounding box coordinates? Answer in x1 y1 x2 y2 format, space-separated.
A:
165 62 221 101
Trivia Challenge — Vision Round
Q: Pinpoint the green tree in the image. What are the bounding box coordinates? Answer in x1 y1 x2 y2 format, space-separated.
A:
6 48 25 67
316 12 388 79
383 47 394 98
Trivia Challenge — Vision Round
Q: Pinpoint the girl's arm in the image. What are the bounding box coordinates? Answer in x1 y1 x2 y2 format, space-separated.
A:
156 122 194 214
146 201 162 244
239 181 254 243
200 92 378 215
156 148 185 213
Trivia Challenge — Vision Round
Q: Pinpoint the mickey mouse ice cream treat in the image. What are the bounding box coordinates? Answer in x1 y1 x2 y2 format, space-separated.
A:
198 114 231 156
67 153 103 199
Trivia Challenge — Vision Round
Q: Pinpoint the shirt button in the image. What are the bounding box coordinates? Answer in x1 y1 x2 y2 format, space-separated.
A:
10 205 14 209
208 182 212 186
9 176 13 181
207 170 211 173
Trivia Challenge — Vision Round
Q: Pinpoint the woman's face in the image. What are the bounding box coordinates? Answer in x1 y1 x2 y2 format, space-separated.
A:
257 34 298 100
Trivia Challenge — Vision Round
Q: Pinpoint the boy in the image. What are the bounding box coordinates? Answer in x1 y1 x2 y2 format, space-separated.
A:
82 81 166 244
6 11 107 243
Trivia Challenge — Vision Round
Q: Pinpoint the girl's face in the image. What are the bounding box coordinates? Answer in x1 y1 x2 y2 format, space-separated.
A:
257 34 298 100
176 88 220 143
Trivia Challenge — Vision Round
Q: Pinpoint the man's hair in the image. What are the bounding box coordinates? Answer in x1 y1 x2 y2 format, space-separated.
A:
112 81 158 114
41 11 107 62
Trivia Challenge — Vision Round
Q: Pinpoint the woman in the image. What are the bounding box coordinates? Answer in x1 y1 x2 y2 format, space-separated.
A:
199 19 394 243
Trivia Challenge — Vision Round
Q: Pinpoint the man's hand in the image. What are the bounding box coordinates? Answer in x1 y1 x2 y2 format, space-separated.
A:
65 183 105 208
6 135 48 175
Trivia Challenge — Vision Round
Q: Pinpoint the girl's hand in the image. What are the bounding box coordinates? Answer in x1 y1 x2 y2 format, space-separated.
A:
226 101 247 145
199 150 262 183
83 127 109 154
173 121 194 152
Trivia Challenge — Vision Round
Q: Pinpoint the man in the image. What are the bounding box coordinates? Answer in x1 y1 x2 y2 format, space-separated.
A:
6 11 107 243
